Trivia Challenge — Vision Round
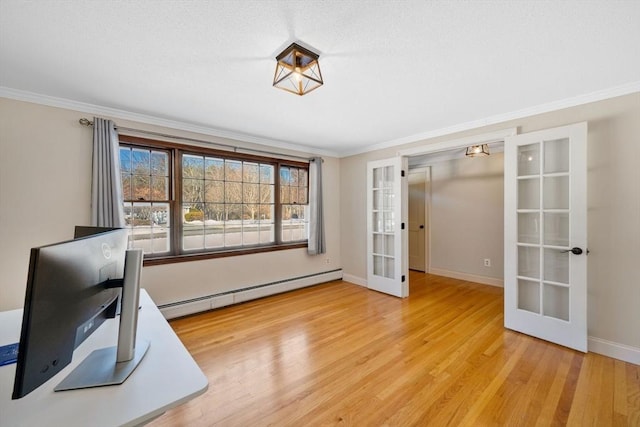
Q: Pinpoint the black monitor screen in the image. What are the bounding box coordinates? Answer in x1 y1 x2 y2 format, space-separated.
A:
12 228 129 399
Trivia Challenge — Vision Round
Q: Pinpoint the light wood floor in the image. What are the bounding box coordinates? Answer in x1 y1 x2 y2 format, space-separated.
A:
149 272 640 426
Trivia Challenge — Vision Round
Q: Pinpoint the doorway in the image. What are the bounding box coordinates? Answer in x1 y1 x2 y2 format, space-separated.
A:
395 125 588 352
407 147 505 287
408 168 430 272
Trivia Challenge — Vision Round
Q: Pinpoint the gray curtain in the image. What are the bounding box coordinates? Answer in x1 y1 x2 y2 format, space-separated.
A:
308 157 326 255
91 117 125 227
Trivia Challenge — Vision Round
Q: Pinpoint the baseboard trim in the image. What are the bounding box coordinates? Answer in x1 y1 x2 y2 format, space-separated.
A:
159 269 343 319
588 336 640 365
429 268 503 287
342 273 367 287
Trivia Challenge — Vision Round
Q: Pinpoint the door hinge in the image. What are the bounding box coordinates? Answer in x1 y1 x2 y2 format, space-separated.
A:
401 170 405 177
402 275 406 282
401 222 405 230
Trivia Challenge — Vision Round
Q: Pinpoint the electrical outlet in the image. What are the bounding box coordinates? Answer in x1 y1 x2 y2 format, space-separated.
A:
325 258 331 264
484 258 491 267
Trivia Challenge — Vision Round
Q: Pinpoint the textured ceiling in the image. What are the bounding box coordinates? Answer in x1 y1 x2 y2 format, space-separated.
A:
1 1 639 156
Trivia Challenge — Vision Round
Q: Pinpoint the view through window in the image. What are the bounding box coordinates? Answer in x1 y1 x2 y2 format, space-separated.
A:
119 136 309 261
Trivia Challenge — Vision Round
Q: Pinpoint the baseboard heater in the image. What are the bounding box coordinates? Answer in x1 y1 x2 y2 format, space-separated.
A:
158 269 343 319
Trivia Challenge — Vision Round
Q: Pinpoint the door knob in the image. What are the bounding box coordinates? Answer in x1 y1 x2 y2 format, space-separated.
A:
562 247 583 255
419 225 424 229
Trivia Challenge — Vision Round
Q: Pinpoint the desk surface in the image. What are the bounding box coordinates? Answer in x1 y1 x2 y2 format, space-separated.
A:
0 289 208 427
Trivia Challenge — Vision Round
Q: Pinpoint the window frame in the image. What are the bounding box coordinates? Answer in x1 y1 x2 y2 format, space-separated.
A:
119 135 309 266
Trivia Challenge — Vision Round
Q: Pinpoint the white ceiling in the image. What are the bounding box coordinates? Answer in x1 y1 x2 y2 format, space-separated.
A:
1 1 639 157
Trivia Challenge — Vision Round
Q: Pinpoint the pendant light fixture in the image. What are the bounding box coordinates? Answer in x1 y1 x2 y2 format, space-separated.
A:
465 144 490 157
273 42 323 96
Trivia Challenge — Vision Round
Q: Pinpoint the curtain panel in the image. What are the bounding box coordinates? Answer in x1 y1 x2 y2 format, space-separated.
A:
308 157 326 255
91 117 125 227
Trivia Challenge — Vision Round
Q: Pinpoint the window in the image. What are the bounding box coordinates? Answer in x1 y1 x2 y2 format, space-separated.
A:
119 135 309 262
280 166 309 242
181 154 275 250
120 146 171 255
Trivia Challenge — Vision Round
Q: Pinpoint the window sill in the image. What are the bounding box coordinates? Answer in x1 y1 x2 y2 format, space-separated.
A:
142 242 308 266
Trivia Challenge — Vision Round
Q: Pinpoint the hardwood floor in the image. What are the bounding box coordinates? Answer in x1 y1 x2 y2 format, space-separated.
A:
149 272 640 426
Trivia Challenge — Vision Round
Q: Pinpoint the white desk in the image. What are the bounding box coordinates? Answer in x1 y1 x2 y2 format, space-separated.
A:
0 290 208 427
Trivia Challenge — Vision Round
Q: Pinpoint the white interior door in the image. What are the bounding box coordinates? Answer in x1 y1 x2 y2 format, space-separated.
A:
504 122 587 352
367 157 408 298
409 169 428 272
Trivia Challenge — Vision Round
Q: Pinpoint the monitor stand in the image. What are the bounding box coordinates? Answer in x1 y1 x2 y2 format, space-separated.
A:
55 249 150 391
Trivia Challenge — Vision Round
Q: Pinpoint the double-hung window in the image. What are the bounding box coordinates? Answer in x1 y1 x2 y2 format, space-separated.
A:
120 145 172 254
119 135 309 263
280 166 309 242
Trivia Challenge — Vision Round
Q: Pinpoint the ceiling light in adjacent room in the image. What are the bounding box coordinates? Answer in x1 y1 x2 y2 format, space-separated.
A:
465 144 490 157
273 42 323 96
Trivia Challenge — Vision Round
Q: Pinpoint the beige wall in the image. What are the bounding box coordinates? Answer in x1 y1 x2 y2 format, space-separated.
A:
0 98 341 310
340 93 640 350
426 153 504 281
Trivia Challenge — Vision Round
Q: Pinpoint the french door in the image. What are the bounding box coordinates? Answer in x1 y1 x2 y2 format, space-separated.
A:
504 122 588 352
367 157 408 298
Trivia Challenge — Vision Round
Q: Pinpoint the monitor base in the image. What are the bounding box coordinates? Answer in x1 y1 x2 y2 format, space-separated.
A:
54 340 149 391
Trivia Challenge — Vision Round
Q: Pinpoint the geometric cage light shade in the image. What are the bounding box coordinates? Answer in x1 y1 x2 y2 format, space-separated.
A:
273 42 323 96
465 144 490 157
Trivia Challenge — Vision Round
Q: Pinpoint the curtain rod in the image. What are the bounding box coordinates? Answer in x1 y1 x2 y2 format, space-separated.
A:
78 118 317 162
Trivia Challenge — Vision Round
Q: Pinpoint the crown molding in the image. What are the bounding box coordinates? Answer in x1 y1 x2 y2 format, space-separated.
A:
339 81 640 157
0 87 339 158
2 81 639 159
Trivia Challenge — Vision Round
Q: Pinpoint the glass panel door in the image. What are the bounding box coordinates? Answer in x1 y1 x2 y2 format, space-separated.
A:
505 123 587 352
367 157 408 298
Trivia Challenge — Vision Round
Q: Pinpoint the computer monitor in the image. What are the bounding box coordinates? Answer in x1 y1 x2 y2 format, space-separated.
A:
12 228 147 399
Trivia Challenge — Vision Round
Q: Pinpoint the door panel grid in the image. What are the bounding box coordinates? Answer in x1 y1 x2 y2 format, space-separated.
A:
516 138 571 320
372 166 396 279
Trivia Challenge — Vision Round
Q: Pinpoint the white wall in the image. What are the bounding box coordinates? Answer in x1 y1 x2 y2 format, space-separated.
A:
0 98 341 310
340 92 640 355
